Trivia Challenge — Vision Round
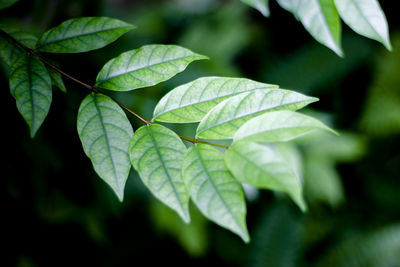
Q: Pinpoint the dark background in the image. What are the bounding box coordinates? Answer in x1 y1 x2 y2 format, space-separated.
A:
2 0 400 266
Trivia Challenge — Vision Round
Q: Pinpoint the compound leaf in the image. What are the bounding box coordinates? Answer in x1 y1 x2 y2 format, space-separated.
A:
182 144 249 242
233 110 337 143
225 141 306 211
9 53 52 137
334 0 391 50
296 0 343 56
129 124 190 222
77 93 133 201
36 17 135 53
0 25 37 67
95 45 207 91
153 77 278 123
241 0 270 17
196 89 317 139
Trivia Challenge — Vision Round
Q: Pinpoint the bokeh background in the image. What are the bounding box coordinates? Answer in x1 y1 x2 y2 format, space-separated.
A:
2 0 400 266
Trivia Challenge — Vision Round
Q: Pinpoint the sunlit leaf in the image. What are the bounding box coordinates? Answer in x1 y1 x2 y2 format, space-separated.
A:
233 110 337 143
0 25 37 67
182 144 249 242
129 124 190 222
287 0 343 56
9 53 52 137
196 89 317 139
241 0 270 17
334 0 391 50
225 141 306 210
77 93 133 201
36 17 135 53
0 0 18 9
153 77 278 123
95 44 207 91
276 0 300 15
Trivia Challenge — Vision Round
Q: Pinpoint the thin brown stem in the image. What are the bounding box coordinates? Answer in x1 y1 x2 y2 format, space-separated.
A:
1 28 228 149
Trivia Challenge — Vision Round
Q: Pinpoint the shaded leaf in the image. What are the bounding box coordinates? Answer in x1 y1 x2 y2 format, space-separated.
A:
9 53 52 137
0 0 18 9
334 0 391 50
95 44 207 91
36 17 135 53
233 110 337 143
129 124 190 222
153 77 278 123
46 62 66 93
182 144 249 242
0 25 37 67
241 0 270 17
77 93 133 201
294 0 343 56
196 89 317 139
225 141 306 210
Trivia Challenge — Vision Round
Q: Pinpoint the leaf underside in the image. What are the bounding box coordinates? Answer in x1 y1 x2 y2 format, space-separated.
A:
225 141 306 210
77 93 133 201
95 44 207 91
196 88 318 139
9 53 52 137
36 17 135 53
153 77 278 123
182 144 249 242
129 124 190 222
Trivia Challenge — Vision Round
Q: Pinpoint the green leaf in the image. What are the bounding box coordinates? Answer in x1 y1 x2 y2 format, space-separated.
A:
129 124 190 222
77 93 133 201
0 25 37 67
0 0 18 9
294 0 343 56
9 53 52 137
241 0 270 17
276 0 300 15
334 0 391 50
95 45 207 91
181 144 249 242
36 17 135 53
196 89 318 139
225 141 306 211
233 110 337 143
153 77 278 123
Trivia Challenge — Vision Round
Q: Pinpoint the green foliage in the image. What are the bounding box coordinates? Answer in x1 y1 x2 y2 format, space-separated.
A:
233 110 337 143
77 93 133 201
95 44 207 91
243 0 390 55
9 53 51 137
241 0 270 17
182 144 249 242
153 77 278 123
0 0 18 9
129 124 190 222
36 17 135 53
225 142 306 211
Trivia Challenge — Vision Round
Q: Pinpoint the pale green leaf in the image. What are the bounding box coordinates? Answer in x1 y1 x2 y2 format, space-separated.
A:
77 93 133 201
295 0 343 56
276 0 301 15
225 141 306 210
129 124 190 222
0 25 37 67
241 0 270 17
0 0 18 9
9 53 52 137
334 0 391 50
233 110 337 143
95 44 207 91
182 144 249 242
153 77 278 123
36 17 135 53
196 89 318 139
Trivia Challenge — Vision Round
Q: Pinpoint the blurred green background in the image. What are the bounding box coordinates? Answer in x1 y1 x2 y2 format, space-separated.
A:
1 0 399 266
